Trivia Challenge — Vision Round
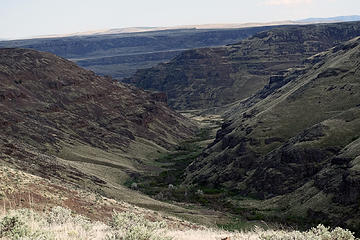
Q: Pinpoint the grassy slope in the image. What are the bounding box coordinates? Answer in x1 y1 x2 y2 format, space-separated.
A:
0 164 231 230
184 37 360 231
0 48 233 228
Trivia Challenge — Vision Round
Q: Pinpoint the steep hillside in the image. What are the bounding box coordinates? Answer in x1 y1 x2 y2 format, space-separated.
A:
125 21 360 110
185 37 360 231
0 48 198 210
0 27 274 78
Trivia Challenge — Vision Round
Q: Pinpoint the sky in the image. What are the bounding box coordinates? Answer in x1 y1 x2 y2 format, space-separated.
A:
1 0 360 39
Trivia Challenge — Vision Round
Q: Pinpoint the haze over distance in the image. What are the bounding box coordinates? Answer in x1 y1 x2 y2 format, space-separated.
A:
1 0 360 40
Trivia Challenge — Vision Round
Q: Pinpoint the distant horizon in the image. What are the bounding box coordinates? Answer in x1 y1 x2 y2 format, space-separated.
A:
1 0 360 39
32 14 360 36
0 14 359 41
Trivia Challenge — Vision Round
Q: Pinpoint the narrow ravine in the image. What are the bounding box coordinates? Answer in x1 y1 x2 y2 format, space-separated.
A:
125 111 269 231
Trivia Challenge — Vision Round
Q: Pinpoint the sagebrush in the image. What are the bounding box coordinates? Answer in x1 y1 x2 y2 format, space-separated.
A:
0 207 358 240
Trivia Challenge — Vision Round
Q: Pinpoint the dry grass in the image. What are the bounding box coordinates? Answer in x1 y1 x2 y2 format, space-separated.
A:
166 228 252 240
0 207 358 240
0 165 198 229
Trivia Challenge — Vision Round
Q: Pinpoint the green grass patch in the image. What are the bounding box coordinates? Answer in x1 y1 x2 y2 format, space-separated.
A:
126 127 220 203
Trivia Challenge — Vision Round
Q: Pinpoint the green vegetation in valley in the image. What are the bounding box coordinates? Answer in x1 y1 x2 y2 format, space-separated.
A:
125 126 275 231
126 127 212 198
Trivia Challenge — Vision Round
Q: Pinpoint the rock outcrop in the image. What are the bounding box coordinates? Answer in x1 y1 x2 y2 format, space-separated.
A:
125 21 360 110
185 37 360 231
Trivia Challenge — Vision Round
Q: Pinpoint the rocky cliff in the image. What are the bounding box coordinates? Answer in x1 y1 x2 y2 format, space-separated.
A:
184 37 360 231
125 21 360 110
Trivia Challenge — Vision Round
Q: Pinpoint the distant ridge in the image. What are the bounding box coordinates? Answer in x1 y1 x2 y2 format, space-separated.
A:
125 21 360 110
29 22 296 40
32 27 167 39
0 26 277 78
3 15 360 40
2 15 360 79
298 15 360 23
19 15 360 40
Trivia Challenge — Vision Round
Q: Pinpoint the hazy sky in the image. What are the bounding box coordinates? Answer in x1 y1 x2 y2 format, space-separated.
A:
1 0 360 39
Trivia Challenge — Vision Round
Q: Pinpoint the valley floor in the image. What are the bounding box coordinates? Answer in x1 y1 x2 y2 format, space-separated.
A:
0 112 358 239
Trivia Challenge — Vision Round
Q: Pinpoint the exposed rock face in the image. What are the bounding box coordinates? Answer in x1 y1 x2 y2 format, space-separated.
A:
0 48 195 190
185 37 360 230
0 27 274 78
125 22 360 110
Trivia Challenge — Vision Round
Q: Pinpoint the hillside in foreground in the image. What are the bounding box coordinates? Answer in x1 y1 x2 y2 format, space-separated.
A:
0 166 358 239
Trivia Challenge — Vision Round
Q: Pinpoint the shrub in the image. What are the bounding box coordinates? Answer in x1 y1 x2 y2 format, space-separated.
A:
309 224 356 240
259 224 357 240
130 182 138 190
0 215 30 239
47 206 72 225
0 210 50 240
108 211 171 240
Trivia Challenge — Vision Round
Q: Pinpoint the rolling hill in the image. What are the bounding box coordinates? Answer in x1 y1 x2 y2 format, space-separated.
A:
0 48 206 216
